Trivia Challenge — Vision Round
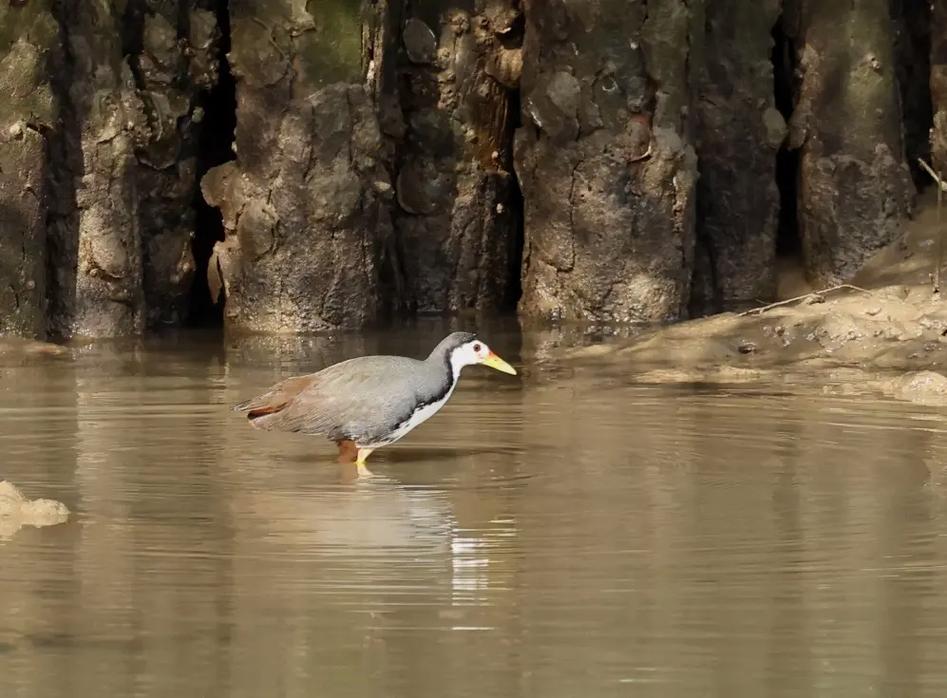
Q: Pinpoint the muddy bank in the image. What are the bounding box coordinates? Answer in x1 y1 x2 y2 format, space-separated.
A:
569 196 947 406
0 481 69 540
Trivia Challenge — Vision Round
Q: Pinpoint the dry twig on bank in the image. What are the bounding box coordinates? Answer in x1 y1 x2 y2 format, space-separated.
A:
739 284 873 317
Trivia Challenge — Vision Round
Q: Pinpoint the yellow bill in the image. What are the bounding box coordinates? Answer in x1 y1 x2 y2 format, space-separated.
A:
481 351 517 375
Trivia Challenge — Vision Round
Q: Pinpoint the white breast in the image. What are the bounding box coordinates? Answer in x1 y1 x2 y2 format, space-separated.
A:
370 383 457 448
363 351 466 449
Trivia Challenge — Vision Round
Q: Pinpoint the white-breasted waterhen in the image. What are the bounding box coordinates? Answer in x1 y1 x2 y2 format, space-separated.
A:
233 332 517 469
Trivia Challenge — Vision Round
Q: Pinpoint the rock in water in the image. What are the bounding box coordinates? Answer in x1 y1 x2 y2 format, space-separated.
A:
0 481 69 540
884 371 947 407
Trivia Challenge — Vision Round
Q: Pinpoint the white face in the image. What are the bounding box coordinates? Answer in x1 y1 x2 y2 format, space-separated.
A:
452 339 491 370
449 339 517 376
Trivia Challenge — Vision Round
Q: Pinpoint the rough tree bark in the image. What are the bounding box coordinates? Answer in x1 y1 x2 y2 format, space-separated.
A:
46 1 148 338
0 3 58 339
202 0 393 333
130 2 220 327
46 1 220 338
515 0 698 323
692 0 784 312
2 1 934 339
393 0 523 313
786 0 913 287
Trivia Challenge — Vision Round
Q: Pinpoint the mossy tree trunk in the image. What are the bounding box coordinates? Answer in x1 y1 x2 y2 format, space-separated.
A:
515 0 698 323
0 0 941 339
786 0 913 287
0 3 58 339
201 0 393 333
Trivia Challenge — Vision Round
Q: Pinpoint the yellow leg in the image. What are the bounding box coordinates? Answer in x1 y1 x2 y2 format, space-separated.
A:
356 448 375 478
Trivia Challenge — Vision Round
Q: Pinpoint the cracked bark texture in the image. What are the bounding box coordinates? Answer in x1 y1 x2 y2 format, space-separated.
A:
692 0 784 313
129 2 221 327
201 0 392 333
515 0 698 323
0 3 58 338
932 0 947 175
46 1 148 338
47 1 220 337
393 0 522 313
786 0 913 287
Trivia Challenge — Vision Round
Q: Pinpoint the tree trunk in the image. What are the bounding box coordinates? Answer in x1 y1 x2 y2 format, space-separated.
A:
0 4 58 339
932 0 947 175
787 0 913 287
392 0 523 314
46 1 148 338
131 3 221 328
515 0 698 323
892 0 931 186
45 1 221 338
201 0 393 333
693 0 784 312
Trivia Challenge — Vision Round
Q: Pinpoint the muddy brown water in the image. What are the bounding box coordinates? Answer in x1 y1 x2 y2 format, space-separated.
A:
3 324 947 697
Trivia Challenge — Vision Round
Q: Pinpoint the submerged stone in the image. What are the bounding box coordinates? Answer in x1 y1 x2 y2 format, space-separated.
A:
0 481 69 540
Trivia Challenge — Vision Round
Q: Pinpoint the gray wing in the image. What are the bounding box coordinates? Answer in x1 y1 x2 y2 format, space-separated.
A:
250 356 434 442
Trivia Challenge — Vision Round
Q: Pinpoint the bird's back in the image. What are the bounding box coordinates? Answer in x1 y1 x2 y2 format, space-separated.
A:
235 354 451 443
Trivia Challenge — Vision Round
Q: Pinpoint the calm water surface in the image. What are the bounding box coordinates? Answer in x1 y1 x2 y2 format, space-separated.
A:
3 326 947 697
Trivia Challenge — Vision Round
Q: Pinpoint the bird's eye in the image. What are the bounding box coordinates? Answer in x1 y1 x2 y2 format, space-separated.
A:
472 343 482 353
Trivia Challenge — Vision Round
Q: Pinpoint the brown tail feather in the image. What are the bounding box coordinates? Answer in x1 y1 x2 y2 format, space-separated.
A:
246 403 288 420
234 375 317 422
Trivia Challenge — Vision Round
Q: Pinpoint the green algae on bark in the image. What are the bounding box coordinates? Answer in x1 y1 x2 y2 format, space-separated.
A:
202 0 393 332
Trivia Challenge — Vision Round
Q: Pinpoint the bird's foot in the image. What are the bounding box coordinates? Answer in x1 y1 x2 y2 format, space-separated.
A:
354 448 375 479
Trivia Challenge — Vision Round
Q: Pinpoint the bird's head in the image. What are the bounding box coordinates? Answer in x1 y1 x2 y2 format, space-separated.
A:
440 332 517 376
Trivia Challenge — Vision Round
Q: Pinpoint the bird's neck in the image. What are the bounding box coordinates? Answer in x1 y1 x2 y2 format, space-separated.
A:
428 349 465 389
447 351 466 382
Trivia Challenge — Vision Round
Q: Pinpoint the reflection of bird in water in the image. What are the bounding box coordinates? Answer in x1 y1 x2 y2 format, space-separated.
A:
233 333 516 474
235 477 454 553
